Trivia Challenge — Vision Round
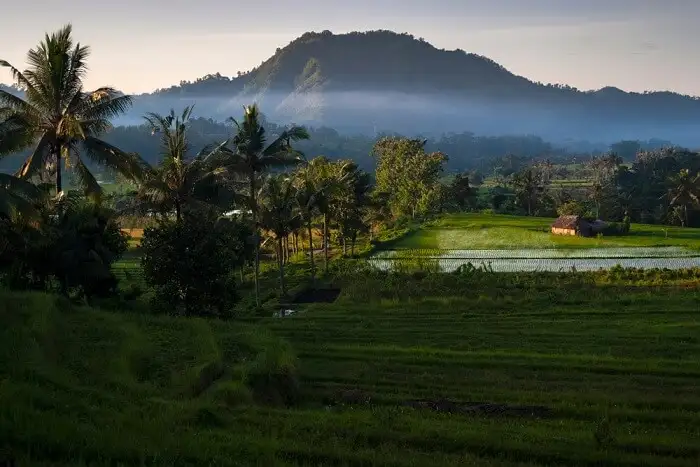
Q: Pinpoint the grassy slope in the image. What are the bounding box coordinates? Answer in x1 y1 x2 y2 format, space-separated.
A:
391 213 700 250
0 290 299 466
4 270 700 466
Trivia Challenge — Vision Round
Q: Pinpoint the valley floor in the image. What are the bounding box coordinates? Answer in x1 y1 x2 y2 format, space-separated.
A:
2 270 700 466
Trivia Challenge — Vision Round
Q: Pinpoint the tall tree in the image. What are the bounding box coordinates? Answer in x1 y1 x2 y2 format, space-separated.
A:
136 107 232 222
333 162 371 256
259 175 299 296
511 168 545 216
448 172 473 211
293 171 320 280
667 169 700 227
0 25 144 198
372 137 447 219
212 104 309 306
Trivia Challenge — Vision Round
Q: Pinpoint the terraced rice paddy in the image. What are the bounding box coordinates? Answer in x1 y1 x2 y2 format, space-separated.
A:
373 214 700 271
263 274 700 466
369 247 700 272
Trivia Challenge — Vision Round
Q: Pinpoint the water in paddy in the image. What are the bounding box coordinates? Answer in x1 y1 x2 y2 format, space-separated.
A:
369 247 700 272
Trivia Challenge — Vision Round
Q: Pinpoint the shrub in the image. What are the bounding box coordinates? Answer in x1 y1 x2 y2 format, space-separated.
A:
243 343 299 407
141 213 251 317
211 382 253 407
0 198 128 299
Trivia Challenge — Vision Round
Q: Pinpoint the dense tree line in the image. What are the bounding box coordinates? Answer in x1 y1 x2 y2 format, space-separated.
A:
1 119 562 174
2 26 699 316
475 149 700 227
0 26 456 314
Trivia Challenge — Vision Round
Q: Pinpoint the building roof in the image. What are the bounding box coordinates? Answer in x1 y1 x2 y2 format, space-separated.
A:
552 215 583 229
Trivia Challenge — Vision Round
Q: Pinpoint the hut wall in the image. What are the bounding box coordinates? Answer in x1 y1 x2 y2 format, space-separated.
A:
551 227 577 236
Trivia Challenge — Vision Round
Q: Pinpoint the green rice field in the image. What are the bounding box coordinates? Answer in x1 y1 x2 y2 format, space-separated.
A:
3 268 700 466
390 214 700 250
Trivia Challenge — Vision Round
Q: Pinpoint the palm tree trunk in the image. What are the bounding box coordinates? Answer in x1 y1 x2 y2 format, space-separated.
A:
323 213 329 274
351 233 356 257
307 221 315 281
277 237 287 296
175 199 182 223
250 176 260 307
55 149 63 196
342 235 347 256
294 232 299 255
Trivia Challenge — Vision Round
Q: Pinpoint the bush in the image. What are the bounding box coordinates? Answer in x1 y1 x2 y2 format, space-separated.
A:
601 221 630 236
140 213 251 317
0 198 128 299
243 342 299 407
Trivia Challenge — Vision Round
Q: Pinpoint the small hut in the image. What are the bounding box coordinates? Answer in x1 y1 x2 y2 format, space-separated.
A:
551 215 594 237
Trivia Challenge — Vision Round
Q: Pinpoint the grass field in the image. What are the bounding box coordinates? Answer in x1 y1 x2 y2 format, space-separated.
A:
390 214 700 250
3 268 700 466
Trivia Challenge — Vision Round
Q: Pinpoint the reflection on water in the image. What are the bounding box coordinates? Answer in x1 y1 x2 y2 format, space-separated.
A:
369 247 700 272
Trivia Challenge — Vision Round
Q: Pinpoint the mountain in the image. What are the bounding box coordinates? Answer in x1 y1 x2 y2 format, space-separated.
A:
4 30 700 146
127 30 700 146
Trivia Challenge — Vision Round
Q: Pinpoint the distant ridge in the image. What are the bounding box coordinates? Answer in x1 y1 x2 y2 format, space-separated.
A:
4 31 700 144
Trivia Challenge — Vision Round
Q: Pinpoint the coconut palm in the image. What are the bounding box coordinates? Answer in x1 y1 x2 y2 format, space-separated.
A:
212 104 309 306
259 175 299 296
667 169 700 227
0 24 144 198
293 173 320 280
304 157 356 273
136 107 232 222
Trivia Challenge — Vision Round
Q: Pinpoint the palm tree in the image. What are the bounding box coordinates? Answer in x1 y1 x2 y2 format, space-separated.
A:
259 175 299 297
511 168 543 216
293 172 320 280
136 107 231 222
212 104 309 306
588 181 605 219
667 169 700 227
0 24 144 198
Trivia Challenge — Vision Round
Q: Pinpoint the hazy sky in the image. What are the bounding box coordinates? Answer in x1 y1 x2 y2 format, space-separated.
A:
1 0 697 95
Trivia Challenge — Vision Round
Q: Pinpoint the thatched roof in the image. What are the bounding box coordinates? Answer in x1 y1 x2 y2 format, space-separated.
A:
552 215 582 229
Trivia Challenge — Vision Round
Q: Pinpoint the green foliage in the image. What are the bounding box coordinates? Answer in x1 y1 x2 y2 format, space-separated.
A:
372 137 447 219
0 24 144 197
0 196 127 298
444 172 474 212
242 330 299 406
386 213 700 250
140 213 251 316
135 106 235 221
0 288 298 466
557 200 588 217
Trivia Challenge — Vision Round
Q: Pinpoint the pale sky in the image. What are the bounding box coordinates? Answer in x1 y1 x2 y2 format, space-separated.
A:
1 0 697 95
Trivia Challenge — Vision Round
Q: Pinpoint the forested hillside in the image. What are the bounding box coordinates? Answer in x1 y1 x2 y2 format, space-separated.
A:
127 30 700 144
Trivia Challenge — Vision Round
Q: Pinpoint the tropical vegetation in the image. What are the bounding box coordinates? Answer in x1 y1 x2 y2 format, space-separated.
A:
1 25 700 467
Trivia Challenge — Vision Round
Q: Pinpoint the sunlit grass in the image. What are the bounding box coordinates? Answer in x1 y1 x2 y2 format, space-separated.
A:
392 214 700 250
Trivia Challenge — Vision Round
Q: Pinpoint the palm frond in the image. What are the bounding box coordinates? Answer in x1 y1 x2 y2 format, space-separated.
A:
0 113 36 155
0 173 42 220
73 155 102 200
82 136 148 182
79 91 133 121
0 89 39 117
16 131 53 179
0 59 39 96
